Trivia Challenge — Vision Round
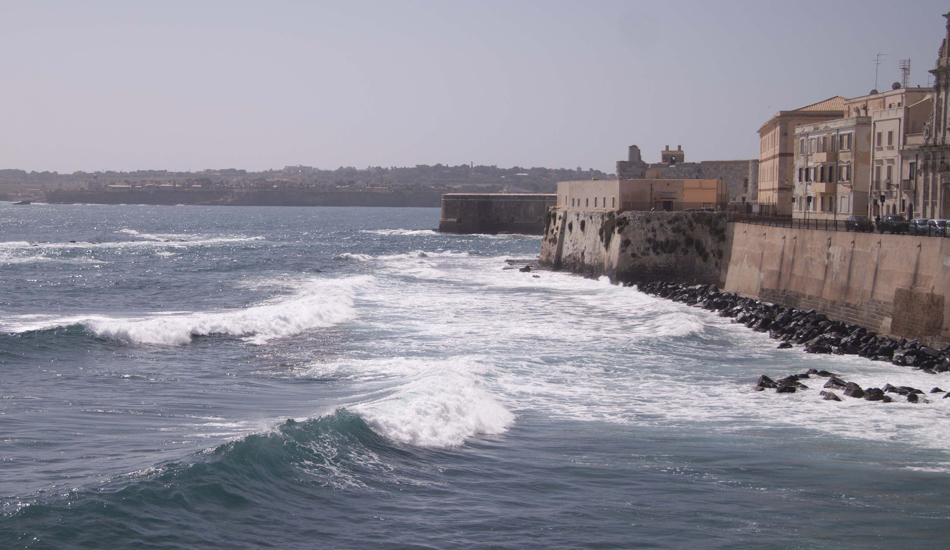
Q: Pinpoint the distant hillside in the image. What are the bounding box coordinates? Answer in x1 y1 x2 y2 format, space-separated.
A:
0 164 613 200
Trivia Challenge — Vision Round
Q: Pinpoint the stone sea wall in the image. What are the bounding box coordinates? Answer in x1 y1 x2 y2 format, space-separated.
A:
724 222 950 346
539 209 730 285
439 193 556 235
543 208 950 346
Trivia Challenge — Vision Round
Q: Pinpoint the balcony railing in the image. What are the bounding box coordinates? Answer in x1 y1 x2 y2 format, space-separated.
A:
811 181 836 194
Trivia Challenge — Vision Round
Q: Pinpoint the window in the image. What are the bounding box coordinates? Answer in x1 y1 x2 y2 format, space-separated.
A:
875 166 882 186
846 133 851 150
612 197 615 208
603 197 606 208
887 131 894 146
886 165 892 186
910 161 917 179
876 132 883 147
594 197 597 207
585 198 589 207
800 139 805 154
798 168 803 182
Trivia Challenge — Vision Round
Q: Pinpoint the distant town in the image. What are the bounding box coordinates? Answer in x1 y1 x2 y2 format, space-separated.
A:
0 164 612 207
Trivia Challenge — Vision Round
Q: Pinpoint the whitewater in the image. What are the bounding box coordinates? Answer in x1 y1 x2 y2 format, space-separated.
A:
1 203 949 549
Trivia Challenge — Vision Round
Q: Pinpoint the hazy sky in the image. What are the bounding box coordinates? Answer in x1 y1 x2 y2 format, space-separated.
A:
2 0 948 173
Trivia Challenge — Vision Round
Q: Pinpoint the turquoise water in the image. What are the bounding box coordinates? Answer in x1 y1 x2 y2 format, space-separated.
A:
1 203 949 549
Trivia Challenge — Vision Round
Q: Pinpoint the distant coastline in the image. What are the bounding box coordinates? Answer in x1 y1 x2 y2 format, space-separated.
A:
43 188 443 208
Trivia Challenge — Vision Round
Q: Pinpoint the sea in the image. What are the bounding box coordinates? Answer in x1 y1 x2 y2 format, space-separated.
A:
1 203 949 549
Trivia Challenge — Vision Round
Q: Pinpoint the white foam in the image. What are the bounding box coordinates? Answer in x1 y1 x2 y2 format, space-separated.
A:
333 253 373 262
2 276 371 345
362 229 437 236
0 235 263 252
352 366 513 448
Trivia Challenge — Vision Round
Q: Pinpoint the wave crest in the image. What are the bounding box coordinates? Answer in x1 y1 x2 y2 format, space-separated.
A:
5 276 370 345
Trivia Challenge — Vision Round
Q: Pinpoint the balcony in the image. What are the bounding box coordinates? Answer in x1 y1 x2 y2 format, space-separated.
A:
811 181 836 194
811 151 837 163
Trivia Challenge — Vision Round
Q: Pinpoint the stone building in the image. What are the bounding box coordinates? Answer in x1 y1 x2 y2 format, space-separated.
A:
918 12 950 219
615 145 757 205
556 178 726 213
792 116 871 221
757 97 846 216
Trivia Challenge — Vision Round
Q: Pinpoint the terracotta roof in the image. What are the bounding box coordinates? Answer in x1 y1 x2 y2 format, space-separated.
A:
795 96 847 112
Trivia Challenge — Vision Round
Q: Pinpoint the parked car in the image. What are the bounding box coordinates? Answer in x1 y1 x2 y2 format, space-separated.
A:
844 215 874 232
879 215 910 234
909 218 931 236
927 219 950 237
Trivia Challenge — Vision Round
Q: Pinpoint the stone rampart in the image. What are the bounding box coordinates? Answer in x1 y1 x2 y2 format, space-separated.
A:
540 209 729 285
439 193 556 234
723 223 950 346
541 211 950 345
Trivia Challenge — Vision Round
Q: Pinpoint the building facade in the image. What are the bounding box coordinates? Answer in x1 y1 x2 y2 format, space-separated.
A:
615 145 757 205
792 116 871 221
557 178 726 213
844 87 933 217
918 12 950 219
757 97 846 216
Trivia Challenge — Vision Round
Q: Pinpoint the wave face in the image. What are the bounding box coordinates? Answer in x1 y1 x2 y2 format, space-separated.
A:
3 276 367 345
3 204 950 549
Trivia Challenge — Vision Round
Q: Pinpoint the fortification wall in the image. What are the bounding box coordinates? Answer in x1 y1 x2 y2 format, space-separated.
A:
723 223 950 345
439 193 556 234
540 209 729 285
542 211 950 345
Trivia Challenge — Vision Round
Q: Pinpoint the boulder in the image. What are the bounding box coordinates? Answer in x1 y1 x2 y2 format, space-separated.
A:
931 387 944 394
820 391 842 401
776 386 797 394
843 382 865 398
777 342 793 349
755 375 777 391
824 377 848 390
864 388 886 401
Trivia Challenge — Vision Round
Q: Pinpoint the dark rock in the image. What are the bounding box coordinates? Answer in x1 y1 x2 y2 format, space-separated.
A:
843 382 865 398
776 386 797 394
882 396 893 403
755 375 777 391
820 391 842 401
824 377 848 390
883 383 899 393
816 370 836 377
931 387 944 394
777 342 793 349
907 393 921 403
864 388 886 401
519 265 531 272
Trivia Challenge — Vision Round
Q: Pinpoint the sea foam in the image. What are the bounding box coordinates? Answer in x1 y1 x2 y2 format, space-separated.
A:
5 276 369 345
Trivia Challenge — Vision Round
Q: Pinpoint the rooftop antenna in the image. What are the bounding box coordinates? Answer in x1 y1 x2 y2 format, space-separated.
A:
899 59 911 88
874 53 888 90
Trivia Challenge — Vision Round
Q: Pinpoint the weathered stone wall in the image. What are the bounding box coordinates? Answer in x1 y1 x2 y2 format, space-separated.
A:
540 209 730 285
439 193 556 234
697 160 759 204
723 222 950 346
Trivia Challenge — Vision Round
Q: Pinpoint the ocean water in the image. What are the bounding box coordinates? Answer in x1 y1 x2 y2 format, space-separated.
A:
1 203 950 549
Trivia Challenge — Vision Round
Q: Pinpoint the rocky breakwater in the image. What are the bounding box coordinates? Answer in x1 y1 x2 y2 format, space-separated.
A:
540 210 731 286
637 281 950 375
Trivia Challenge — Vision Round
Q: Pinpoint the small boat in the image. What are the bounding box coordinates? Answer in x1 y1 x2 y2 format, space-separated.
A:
13 200 31 205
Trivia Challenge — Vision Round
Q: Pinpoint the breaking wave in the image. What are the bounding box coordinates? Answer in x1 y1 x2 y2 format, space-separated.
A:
3 276 370 345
